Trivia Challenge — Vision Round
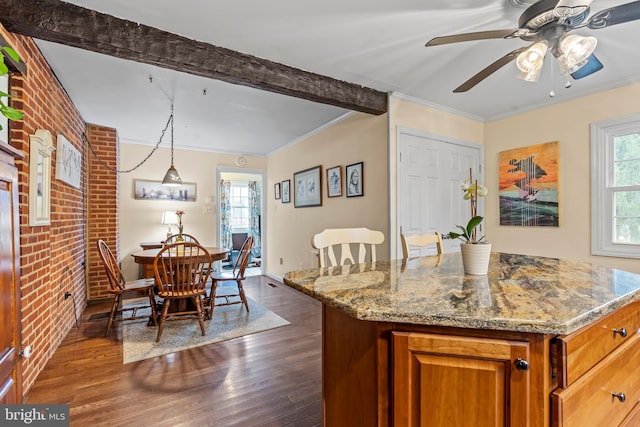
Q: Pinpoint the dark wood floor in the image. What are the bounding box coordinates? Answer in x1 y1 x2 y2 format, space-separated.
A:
26 276 323 427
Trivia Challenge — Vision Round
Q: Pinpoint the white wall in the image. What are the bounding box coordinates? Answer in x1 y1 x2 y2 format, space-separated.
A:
119 143 266 280
485 82 640 274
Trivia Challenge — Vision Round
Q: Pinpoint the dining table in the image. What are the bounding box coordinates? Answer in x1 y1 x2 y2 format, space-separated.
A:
131 246 229 279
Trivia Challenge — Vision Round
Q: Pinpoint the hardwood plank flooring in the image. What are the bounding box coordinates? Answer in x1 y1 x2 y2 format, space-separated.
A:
25 276 323 427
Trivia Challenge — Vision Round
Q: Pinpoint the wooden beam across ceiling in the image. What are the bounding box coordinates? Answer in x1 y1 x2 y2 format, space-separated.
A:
0 0 388 115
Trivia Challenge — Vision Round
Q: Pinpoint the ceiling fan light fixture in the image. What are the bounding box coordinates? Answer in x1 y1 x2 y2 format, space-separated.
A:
516 42 548 78
553 0 593 18
557 34 597 75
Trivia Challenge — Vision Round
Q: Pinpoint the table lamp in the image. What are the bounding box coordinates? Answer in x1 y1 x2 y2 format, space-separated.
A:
161 211 179 239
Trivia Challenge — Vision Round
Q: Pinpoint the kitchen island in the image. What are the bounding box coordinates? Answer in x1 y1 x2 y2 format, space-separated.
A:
283 252 640 426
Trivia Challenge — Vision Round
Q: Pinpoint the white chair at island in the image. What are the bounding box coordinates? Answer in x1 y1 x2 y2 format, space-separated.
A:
313 227 385 268
400 231 443 258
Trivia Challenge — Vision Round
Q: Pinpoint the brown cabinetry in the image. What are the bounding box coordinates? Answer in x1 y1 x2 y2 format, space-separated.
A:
393 332 531 426
552 300 640 426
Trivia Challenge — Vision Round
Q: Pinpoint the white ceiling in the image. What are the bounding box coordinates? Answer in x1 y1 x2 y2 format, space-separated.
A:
34 0 640 156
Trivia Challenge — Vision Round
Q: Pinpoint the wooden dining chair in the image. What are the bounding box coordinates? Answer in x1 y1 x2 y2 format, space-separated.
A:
96 239 158 337
165 233 199 244
400 231 444 258
313 227 385 267
153 241 212 342
208 235 254 317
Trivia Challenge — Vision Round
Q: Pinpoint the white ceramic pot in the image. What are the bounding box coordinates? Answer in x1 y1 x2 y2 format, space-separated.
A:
460 242 492 275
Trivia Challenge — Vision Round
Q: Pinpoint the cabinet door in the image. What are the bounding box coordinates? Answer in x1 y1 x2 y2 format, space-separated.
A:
393 332 530 427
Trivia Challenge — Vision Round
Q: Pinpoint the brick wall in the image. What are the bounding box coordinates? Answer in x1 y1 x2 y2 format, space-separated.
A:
86 125 119 300
1 27 114 393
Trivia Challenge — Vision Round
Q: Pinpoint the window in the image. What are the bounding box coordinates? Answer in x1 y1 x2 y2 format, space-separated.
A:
591 114 640 258
230 183 249 229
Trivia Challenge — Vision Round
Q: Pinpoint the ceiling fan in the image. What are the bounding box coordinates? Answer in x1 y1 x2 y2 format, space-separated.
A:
426 0 640 92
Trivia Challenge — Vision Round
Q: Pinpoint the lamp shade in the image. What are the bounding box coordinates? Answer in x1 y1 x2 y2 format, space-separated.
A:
162 165 182 186
161 211 179 225
516 42 547 82
557 34 597 75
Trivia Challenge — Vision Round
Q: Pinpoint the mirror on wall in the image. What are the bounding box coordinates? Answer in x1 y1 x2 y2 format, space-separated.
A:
29 129 54 226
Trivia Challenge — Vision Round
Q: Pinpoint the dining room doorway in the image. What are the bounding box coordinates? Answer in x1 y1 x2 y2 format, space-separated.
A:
217 168 264 276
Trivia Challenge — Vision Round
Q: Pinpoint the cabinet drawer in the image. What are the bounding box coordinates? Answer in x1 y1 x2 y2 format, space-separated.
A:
556 300 640 387
552 333 640 427
620 401 640 427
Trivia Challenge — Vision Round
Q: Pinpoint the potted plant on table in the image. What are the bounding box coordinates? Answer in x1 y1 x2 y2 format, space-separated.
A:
448 170 491 275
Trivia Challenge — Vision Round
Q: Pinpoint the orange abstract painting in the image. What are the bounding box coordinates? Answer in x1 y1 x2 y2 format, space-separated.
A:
499 141 559 226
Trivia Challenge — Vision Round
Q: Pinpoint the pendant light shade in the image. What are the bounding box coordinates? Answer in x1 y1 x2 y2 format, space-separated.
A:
162 104 182 186
162 165 182 186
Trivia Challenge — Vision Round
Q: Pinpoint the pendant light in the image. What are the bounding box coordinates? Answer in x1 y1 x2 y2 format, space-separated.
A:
162 104 182 186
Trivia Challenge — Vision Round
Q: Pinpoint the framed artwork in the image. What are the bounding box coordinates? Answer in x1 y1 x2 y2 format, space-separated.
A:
294 165 322 208
326 165 342 197
281 179 291 203
274 182 281 200
133 179 197 201
29 129 54 226
499 141 559 227
55 134 82 189
345 162 363 198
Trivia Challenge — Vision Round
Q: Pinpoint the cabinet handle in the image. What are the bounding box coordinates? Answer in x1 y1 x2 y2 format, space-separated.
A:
613 328 627 338
514 358 529 371
612 392 626 403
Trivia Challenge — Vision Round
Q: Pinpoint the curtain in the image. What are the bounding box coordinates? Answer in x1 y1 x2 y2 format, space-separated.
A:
248 181 261 258
220 179 232 251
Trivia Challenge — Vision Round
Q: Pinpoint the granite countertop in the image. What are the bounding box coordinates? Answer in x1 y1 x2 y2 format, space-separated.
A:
283 252 640 335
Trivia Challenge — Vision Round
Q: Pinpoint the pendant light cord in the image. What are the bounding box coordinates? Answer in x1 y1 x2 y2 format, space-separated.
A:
85 106 174 174
170 103 175 166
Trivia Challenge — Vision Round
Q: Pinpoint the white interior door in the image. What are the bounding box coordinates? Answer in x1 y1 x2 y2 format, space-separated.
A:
398 129 482 257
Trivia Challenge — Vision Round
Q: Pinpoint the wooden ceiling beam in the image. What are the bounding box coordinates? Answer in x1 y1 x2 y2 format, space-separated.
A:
0 0 388 115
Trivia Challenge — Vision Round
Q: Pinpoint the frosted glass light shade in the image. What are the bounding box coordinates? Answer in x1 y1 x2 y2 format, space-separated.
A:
557 34 597 75
516 42 547 82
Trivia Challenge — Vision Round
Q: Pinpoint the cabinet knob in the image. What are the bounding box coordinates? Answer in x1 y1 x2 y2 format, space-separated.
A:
514 358 529 371
612 392 626 403
613 328 627 338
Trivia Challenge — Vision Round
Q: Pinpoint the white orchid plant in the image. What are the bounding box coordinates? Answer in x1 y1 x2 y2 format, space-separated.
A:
448 171 488 244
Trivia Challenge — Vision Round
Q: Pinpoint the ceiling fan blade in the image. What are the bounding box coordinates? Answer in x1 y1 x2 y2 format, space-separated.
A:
425 29 518 47
453 47 527 93
587 0 640 29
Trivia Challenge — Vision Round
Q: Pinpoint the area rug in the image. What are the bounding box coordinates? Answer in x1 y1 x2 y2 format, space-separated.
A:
122 295 290 364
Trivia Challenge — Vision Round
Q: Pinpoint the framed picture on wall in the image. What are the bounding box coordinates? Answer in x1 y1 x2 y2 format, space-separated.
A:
326 165 342 197
294 165 322 208
498 141 559 227
346 162 363 198
281 179 291 203
274 182 281 200
133 179 197 201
